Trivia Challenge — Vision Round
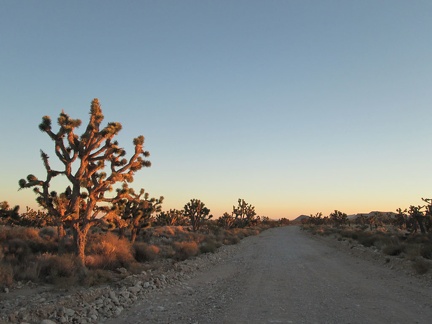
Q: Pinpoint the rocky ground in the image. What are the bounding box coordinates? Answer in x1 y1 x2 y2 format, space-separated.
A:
1 226 432 323
0 238 243 324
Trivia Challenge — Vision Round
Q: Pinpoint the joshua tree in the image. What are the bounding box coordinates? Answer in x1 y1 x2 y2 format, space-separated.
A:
408 205 426 234
155 209 187 226
19 99 151 267
329 210 348 227
232 199 257 228
0 201 20 225
308 212 324 225
108 184 163 243
395 208 408 230
184 199 212 232
421 198 432 232
217 212 236 229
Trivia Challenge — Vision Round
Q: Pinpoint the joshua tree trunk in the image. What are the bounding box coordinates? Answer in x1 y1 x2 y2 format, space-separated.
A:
130 228 138 244
72 223 91 268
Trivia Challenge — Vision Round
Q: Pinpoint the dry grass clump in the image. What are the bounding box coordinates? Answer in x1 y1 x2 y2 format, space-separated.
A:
222 232 240 245
381 241 405 256
403 244 421 261
340 228 359 240
133 242 160 262
420 243 432 260
2 238 31 262
405 233 430 244
0 262 14 288
412 257 430 274
356 232 384 247
173 241 199 261
37 253 80 285
199 235 221 254
1 226 59 256
85 232 135 270
0 226 40 241
81 269 118 287
304 225 337 236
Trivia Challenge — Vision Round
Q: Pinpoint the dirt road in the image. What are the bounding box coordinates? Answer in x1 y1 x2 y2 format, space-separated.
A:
107 226 432 323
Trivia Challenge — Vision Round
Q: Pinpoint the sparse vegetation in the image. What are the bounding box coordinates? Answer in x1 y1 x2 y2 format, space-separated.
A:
302 200 432 276
0 98 289 289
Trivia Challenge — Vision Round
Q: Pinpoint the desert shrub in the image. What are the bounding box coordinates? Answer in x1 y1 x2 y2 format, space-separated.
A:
403 244 421 261
13 259 39 282
357 232 380 247
37 253 80 284
86 232 135 270
173 241 199 261
412 257 430 274
340 229 359 240
133 242 160 262
199 236 220 254
306 225 337 236
420 243 432 260
382 242 405 256
2 238 31 262
39 227 57 240
27 237 58 255
3 227 40 241
0 262 13 287
232 228 247 239
222 232 240 245
406 234 429 244
81 269 117 287
158 244 176 259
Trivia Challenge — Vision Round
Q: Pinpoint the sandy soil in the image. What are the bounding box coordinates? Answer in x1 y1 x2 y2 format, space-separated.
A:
104 226 432 324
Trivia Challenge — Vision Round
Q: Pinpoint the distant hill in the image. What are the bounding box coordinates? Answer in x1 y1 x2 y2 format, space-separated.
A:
351 211 397 219
293 211 397 223
291 215 310 223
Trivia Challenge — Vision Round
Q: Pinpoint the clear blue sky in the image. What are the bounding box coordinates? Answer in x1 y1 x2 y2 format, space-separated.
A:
1 1 431 219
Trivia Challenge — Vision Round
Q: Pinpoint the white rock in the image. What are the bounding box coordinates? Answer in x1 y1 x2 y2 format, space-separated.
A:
128 286 141 294
64 308 75 316
40 320 57 324
114 306 123 316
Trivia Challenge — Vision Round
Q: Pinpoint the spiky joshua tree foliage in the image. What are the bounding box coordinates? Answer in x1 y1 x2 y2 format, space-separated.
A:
155 209 187 226
184 199 212 232
19 99 151 267
233 198 257 228
107 184 163 243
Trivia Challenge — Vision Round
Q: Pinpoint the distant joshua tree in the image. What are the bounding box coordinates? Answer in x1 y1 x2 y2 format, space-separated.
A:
19 99 151 268
184 199 212 231
232 199 257 228
107 184 163 243
0 201 20 225
329 210 348 227
155 209 187 226
217 212 236 229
